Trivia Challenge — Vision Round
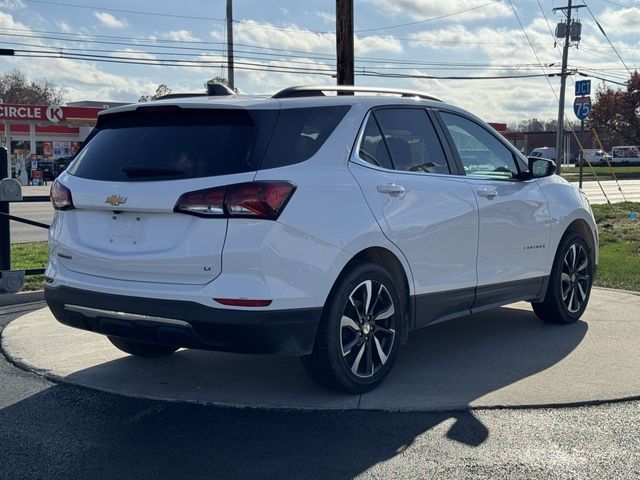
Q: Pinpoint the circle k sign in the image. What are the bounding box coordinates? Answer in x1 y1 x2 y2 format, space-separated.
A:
46 105 64 123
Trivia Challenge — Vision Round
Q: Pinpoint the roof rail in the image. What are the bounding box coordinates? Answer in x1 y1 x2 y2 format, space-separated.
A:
272 85 443 102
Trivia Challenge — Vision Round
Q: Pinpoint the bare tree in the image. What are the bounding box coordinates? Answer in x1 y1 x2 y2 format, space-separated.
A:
0 69 65 104
138 84 172 102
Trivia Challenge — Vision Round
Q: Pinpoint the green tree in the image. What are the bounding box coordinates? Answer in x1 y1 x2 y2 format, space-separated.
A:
0 69 65 104
589 71 640 146
138 84 172 102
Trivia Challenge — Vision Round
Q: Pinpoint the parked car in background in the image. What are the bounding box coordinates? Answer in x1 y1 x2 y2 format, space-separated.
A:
611 146 640 164
582 149 612 166
45 85 598 393
529 146 556 161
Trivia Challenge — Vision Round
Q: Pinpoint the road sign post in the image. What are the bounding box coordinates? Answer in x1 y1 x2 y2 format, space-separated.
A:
574 80 591 188
579 119 585 188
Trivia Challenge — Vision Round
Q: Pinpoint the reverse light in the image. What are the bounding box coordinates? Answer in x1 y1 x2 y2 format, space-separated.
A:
174 181 296 220
50 180 74 211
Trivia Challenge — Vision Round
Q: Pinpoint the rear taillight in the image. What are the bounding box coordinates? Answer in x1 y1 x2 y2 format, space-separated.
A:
174 181 296 220
50 180 74 211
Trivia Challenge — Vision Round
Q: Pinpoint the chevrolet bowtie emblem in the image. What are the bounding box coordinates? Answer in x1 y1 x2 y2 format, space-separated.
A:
105 195 127 207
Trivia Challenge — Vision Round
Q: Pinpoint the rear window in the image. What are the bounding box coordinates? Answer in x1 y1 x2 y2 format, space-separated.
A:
68 108 278 182
259 106 350 170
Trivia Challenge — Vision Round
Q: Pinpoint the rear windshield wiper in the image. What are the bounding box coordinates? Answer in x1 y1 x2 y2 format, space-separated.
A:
120 166 186 178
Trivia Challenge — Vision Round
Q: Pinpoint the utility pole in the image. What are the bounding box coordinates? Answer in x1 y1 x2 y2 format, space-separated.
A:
226 0 234 90
553 1 585 169
336 0 354 89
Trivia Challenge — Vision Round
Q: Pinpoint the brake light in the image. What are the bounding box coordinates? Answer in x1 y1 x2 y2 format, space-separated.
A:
50 180 74 211
174 181 296 220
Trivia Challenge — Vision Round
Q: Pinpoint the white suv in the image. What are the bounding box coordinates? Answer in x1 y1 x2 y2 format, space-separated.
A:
45 86 598 393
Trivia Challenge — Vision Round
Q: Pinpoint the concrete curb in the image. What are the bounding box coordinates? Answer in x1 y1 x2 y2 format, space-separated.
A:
592 286 640 296
0 290 44 306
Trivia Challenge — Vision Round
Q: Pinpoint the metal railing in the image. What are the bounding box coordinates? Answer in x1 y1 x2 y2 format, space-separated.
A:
1 147 51 293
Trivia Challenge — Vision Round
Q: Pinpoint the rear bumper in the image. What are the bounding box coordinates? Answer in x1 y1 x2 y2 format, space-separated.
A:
45 286 322 355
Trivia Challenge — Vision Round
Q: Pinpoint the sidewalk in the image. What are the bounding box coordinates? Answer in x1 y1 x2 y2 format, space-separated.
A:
571 179 640 204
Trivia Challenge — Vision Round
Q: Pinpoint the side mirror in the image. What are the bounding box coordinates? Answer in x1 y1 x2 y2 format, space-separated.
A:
527 157 556 178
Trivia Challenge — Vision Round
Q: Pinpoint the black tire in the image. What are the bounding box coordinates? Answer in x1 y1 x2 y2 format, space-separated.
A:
107 336 178 358
532 232 594 324
301 263 403 394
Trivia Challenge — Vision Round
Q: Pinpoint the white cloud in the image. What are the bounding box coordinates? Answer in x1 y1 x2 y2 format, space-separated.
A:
109 49 157 61
94 12 127 29
0 12 157 102
367 0 511 21
163 30 199 42
599 7 640 35
56 21 72 33
209 30 224 41
234 20 334 54
0 0 25 8
356 35 403 54
409 76 560 123
315 11 335 23
409 25 483 50
233 20 402 55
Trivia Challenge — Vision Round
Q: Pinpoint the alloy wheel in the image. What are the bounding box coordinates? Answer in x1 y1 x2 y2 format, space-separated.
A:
339 280 396 378
560 242 590 314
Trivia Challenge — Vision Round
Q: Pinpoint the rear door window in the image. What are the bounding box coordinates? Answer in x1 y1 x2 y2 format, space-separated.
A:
67 108 277 182
372 108 450 174
358 115 394 169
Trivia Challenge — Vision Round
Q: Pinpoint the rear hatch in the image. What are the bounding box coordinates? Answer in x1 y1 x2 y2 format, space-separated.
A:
54 104 278 284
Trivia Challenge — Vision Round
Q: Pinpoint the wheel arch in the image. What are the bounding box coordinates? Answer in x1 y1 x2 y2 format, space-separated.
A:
561 218 598 266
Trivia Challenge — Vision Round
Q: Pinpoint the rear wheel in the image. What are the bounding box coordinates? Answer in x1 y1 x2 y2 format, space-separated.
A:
107 336 178 358
532 232 594 324
301 263 402 393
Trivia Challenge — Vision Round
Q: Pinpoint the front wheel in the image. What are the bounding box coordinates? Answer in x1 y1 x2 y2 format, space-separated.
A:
301 263 402 394
532 232 594 324
107 336 179 358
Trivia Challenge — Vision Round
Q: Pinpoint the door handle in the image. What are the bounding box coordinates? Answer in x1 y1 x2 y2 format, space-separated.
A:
477 188 498 199
377 183 405 195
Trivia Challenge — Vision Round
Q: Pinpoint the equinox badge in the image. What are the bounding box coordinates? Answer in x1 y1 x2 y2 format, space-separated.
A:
105 195 127 207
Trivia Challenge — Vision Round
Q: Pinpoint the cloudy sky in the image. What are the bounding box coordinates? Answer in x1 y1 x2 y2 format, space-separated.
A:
0 0 637 123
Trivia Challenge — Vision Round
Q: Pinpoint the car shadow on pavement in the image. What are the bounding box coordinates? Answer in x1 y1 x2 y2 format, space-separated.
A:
0 304 589 479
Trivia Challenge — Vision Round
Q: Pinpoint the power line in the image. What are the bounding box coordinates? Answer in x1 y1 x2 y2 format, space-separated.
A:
583 2 634 76
7 24 638 54
23 0 226 22
597 0 640 7
507 0 560 101
3 40 555 72
577 71 627 85
11 48 563 81
0 31 562 70
354 0 505 32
